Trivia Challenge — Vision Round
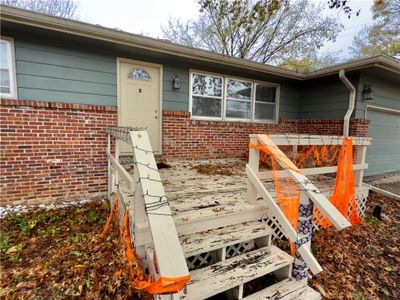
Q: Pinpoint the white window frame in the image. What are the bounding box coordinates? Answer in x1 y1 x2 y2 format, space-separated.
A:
189 69 280 124
0 37 18 99
253 82 280 122
189 70 224 121
225 77 254 122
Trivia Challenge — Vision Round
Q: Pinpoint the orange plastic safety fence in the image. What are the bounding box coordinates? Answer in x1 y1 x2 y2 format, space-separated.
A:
250 135 362 256
250 138 301 255
99 194 120 239
314 137 362 227
99 194 191 294
251 134 302 174
295 145 340 169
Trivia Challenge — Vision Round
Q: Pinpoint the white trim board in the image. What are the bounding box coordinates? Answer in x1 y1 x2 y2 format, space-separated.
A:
0 36 18 99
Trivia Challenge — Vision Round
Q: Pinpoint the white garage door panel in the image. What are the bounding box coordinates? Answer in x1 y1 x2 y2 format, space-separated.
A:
365 109 400 176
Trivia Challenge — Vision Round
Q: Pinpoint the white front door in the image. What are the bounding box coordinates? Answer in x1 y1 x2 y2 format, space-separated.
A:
118 59 161 153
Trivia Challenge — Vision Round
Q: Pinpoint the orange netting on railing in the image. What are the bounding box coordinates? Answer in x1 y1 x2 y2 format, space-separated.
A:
313 137 362 227
100 194 191 295
251 135 362 241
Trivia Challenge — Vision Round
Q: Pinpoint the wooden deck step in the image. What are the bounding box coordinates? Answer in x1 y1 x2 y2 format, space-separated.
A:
242 278 321 300
180 221 272 257
184 245 293 300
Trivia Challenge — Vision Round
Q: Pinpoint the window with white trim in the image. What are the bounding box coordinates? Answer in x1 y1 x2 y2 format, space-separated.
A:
191 73 223 118
0 38 17 98
190 71 278 122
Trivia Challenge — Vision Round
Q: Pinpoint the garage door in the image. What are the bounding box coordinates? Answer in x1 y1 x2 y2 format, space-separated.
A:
365 108 400 176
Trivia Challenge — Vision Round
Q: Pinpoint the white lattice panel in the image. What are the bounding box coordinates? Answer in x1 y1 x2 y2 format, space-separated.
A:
186 252 213 271
262 193 369 237
261 213 286 240
355 193 368 218
226 241 255 259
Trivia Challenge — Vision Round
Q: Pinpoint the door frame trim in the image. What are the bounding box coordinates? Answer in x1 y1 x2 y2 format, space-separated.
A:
117 57 163 154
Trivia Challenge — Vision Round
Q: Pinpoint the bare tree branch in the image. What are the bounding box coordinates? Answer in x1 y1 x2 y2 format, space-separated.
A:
161 0 342 65
1 0 79 19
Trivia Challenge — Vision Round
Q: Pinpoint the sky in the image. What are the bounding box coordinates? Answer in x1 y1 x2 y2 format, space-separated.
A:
78 0 374 59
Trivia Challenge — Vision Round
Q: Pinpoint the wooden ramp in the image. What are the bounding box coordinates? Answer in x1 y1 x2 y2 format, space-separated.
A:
107 128 372 300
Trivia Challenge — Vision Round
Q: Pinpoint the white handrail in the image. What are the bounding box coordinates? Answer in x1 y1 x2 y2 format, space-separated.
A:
107 151 135 190
257 163 368 179
246 164 298 242
130 131 189 279
246 164 323 275
248 134 372 146
106 128 190 293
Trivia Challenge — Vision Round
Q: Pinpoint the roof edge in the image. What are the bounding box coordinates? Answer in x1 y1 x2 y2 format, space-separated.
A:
305 55 400 79
1 5 400 81
0 5 304 80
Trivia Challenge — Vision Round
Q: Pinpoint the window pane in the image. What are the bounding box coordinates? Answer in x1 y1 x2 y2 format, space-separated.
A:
255 103 275 120
256 84 276 103
0 40 11 94
192 96 221 118
0 69 10 94
0 41 9 69
227 79 252 100
128 68 150 80
226 99 251 119
192 73 222 97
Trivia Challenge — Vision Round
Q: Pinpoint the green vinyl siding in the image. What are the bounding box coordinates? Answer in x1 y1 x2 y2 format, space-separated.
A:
298 78 357 119
356 73 400 176
279 84 299 119
10 31 299 118
162 64 189 111
355 73 400 119
12 35 190 108
14 39 117 105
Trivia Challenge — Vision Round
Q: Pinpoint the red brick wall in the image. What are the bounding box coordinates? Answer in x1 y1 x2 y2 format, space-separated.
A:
160 111 369 160
1 100 369 205
0 99 117 206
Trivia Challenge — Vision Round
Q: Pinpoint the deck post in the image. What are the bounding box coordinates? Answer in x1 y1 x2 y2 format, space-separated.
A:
293 191 313 283
247 135 259 203
107 133 113 201
113 140 121 193
354 145 367 187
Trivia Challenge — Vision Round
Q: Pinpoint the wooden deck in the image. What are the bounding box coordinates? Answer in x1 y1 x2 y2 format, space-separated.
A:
159 159 368 214
119 158 369 239
107 130 372 299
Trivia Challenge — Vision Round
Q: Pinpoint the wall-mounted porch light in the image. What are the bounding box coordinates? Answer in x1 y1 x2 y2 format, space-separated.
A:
172 74 181 90
362 84 373 101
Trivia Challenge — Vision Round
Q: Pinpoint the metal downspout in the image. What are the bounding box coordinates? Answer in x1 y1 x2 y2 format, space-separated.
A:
339 70 356 137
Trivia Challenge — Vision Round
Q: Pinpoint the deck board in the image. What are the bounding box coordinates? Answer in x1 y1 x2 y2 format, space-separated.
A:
184 245 293 300
121 159 368 225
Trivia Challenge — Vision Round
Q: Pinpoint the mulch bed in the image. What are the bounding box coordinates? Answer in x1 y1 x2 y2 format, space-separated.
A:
0 191 398 299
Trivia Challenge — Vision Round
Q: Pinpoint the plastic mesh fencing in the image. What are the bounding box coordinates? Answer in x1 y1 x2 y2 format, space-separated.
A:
251 135 363 252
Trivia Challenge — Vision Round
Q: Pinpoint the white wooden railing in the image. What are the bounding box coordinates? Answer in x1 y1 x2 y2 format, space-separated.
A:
257 134 372 187
106 127 190 299
246 134 372 282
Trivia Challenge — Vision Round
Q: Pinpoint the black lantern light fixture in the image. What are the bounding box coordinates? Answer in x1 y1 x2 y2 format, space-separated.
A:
362 84 373 101
172 74 180 90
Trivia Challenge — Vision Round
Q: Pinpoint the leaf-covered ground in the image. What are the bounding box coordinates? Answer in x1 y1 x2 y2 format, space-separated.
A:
310 191 400 299
0 200 148 299
0 191 398 299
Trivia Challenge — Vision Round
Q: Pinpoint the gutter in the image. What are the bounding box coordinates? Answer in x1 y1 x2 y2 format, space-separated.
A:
339 70 356 137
